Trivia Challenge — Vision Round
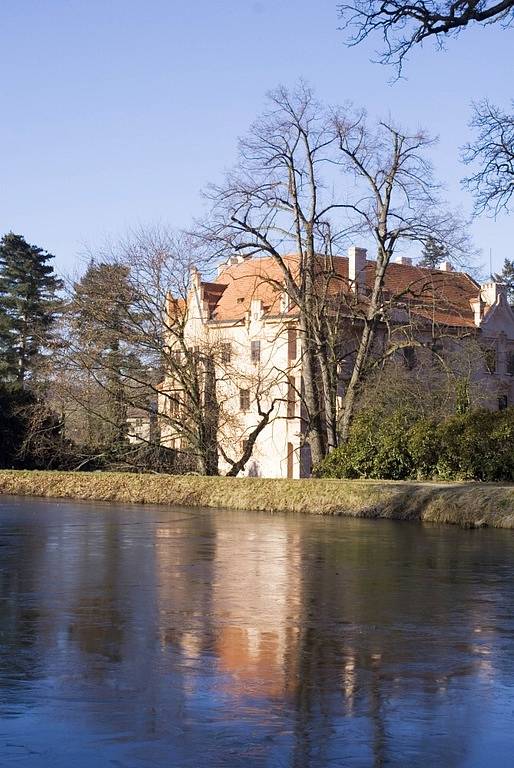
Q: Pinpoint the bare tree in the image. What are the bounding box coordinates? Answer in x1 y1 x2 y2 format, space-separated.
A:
333 111 469 440
59 227 281 476
200 84 469 462
200 83 350 465
462 99 514 216
338 0 514 71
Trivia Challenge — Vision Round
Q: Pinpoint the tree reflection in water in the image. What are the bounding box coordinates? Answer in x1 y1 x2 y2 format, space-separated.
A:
0 498 513 767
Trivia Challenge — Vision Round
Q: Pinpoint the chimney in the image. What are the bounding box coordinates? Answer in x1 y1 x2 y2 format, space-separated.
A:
217 254 250 276
348 246 367 294
190 265 201 291
439 261 454 272
396 256 413 266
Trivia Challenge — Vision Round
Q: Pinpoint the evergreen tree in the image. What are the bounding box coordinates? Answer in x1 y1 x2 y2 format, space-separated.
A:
494 258 514 303
70 262 135 451
0 233 63 383
419 236 449 269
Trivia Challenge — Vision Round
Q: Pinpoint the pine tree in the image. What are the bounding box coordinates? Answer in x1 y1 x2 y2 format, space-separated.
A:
494 258 514 303
0 233 63 384
419 236 449 269
70 262 135 451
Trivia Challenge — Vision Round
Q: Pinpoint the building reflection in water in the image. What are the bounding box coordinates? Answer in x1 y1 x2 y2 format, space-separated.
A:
1 500 514 767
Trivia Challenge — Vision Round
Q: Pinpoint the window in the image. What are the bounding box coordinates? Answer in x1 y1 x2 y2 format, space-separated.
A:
287 327 297 362
507 351 514 376
484 347 497 374
287 376 296 418
171 350 181 366
241 439 249 454
221 343 231 364
169 394 181 418
402 346 416 370
251 340 261 364
287 442 294 479
498 394 508 411
239 388 250 412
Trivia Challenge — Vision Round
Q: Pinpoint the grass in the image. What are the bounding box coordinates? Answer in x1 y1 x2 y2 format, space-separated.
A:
0 470 513 529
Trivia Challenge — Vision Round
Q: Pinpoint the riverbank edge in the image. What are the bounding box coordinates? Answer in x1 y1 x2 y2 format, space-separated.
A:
0 470 513 529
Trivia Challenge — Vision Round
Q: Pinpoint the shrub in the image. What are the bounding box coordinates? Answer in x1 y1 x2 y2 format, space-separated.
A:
318 406 415 480
436 408 514 481
318 406 514 482
406 418 441 479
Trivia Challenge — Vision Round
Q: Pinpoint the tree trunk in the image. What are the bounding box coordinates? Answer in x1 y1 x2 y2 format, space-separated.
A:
201 353 219 475
299 317 326 467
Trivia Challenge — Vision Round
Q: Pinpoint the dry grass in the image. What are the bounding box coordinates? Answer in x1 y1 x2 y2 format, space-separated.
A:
0 470 513 529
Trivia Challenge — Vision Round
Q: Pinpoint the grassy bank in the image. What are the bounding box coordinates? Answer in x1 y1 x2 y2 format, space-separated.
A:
0 470 513 529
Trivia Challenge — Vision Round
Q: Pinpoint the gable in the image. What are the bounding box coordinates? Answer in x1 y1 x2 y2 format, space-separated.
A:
480 295 514 340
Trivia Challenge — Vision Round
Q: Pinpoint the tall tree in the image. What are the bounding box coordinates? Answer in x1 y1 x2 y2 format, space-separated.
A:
419 236 449 269
0 233 62 384
201 84 468 460
60 229 278 475
67 261 136 453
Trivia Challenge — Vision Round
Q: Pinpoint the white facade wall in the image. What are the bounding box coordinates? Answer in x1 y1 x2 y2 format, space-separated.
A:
186 312 302 479
158 263 514 479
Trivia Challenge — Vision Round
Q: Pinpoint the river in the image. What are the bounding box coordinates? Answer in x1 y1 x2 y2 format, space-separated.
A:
0 496 513 766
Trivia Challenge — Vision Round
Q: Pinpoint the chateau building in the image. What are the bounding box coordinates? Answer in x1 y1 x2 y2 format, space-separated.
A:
158 247 514 478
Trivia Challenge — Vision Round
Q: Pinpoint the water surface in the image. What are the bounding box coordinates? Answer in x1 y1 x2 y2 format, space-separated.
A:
1 496 514 766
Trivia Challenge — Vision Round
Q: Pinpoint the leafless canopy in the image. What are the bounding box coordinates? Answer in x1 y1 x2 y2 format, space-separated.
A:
462 99 514 216
200 83 470 457
338 0 514 70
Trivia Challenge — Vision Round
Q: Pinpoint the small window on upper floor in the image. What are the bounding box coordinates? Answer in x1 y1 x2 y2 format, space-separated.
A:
287 327 297 362
484 347 497 375
251 340 261 364
287 376 296 419
507 351 514 376
239 388 250 412
498 394 508 411
168 393 182 418
221 343 231 364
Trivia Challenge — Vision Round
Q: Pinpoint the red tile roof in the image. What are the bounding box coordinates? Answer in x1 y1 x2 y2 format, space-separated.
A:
200 255 480 329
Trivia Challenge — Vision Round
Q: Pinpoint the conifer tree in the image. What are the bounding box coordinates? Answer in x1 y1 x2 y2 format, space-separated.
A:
494 259 514 303
419 236 449 269
69 261 134 451
0 233 63 384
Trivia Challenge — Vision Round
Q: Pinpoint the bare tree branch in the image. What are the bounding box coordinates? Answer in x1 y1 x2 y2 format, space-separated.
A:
338 0 514 72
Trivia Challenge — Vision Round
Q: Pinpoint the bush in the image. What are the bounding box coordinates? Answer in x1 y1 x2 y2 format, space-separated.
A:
319 406 416 480
436 409 514 481
318 407 514 482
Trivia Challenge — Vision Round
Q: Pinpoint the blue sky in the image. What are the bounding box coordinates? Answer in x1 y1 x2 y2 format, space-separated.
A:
0 0 512 275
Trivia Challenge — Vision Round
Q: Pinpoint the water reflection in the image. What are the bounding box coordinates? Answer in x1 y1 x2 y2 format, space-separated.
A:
0 499 514 766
